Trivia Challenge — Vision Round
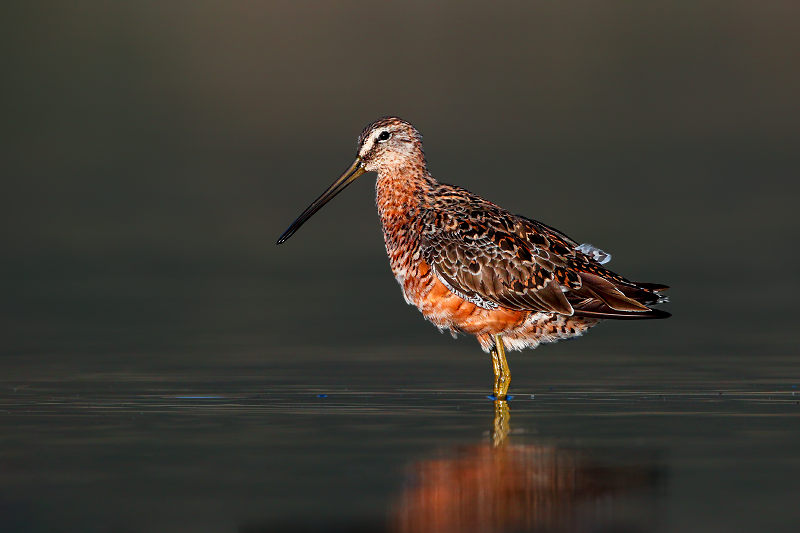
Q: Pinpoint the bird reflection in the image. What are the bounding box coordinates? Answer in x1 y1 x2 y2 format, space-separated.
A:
389 400 659 533
240 401 660 533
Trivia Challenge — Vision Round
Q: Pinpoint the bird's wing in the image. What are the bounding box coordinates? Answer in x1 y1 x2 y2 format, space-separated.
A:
420 187 580 314
420 185 660 316
516 214 664 315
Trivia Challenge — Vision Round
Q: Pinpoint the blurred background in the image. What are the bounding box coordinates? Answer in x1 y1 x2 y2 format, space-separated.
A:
2 1 799 353
1 2 799 532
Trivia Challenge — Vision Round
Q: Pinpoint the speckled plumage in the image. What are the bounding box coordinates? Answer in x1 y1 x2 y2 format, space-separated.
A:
363 118 669 352
278 117 669 395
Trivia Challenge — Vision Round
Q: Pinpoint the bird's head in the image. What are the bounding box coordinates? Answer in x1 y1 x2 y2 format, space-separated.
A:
356 116 426 174
277 116 424 244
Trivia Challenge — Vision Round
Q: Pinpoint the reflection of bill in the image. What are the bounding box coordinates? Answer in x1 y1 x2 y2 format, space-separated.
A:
390 401 660 533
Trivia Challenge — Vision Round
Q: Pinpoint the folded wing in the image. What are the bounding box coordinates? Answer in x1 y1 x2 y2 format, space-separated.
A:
421 185 670 319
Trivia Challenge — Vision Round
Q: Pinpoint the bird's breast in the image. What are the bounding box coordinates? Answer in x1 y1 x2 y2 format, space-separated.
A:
375 174 529 337
375 174 427 286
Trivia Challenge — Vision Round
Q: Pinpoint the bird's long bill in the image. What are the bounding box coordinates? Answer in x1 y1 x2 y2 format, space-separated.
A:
276 157 367 244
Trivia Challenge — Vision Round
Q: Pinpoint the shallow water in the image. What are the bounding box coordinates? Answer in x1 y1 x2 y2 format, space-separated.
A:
1 270 798 533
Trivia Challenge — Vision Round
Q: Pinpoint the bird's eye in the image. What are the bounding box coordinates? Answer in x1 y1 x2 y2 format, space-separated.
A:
377 131 391 142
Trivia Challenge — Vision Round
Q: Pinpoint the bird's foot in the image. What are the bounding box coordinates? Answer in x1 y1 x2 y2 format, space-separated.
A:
487 394 514 401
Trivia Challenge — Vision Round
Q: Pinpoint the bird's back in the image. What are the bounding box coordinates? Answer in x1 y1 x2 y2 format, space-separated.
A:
376 177 669 351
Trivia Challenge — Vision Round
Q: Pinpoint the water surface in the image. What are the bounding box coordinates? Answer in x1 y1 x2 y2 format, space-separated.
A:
1 271 798 533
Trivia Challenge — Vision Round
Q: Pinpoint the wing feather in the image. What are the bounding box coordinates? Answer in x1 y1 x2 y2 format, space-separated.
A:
421 186 574 314
421 183 668 318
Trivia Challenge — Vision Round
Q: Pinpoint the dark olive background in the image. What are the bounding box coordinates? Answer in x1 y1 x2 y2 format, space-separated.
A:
1 2 799 532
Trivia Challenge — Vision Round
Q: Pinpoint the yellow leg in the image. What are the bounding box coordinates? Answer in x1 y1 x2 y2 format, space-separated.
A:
490 333 511 400
492 399 510 447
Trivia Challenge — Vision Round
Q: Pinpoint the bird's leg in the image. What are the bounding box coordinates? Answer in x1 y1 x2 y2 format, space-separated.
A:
491 345 502 385
491 334 511 400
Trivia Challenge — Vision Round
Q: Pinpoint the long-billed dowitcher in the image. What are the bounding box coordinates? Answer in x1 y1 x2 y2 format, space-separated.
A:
277 117 669 400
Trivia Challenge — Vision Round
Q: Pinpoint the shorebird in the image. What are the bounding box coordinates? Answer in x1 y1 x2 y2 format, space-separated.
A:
277 117 669 400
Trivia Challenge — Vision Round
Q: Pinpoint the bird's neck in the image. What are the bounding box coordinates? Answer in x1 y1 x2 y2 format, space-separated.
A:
375 166 435 226
375 166 436 274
